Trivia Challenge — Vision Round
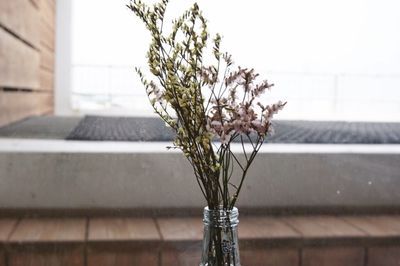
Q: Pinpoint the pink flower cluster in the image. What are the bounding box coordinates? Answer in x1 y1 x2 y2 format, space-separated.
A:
206 67 285 144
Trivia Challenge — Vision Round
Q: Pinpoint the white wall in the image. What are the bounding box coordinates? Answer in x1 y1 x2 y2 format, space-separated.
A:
55 0 74 116
57 0 400 121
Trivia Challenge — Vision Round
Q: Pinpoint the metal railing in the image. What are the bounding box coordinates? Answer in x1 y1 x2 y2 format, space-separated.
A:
71 64 400 120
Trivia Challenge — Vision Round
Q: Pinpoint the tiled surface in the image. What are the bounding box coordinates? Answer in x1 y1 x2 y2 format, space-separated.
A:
161 245 201 266
240 248 299 266
87 249 159 266
88 218 160 265
0 219 17 242
368 246 400 266
239 217 301 240
0 251 5 266
88 218 160 242
343 215 400 237
0 215 399 265
7 218 86 266
0 220 14 266
302 247 365 266
157 218 203 241
9 218 86 243
283 216 366 238
158 218 203 265
7 248 84 266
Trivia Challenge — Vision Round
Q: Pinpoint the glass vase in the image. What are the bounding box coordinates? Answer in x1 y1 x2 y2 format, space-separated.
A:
200 206 241 266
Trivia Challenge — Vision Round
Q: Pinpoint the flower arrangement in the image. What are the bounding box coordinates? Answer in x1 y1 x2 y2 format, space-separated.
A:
128 0 285 210
128 0 285 264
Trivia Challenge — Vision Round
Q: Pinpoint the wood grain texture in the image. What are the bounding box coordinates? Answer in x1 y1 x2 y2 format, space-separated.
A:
0 0 40 48
0 91 53 127
8 247 84 266
0 28 40 89
88 219 160 266
40 45 54 71
0 251 5 266
29 0 41 9
88 250 158 266
164 247 300 266
240 248 299 266
2 215 400 266
40 68 54 91
158 218 203 265
368 246 400 266
302 247 365 266
161 246 200 266
39 0 55 30
0 0 55 126
0 219 14 266
343 215 400 237
0 219 18 242
239 216 301 240
88 218 160 242
283 215 366 238
39 19 54 51
157 218 203 242
8 221 84 266
9 218 86 243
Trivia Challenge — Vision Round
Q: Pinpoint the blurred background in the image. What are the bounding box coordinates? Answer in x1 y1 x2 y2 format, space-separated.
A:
1 0 400 125
67 0 400 121
1 1 400 265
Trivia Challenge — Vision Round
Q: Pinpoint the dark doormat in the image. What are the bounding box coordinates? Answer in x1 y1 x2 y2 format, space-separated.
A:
66 115 400 143
66 116 174 141
270 120 400 144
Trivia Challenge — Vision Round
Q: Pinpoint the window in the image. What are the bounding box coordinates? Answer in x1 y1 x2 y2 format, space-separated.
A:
66 0 400 121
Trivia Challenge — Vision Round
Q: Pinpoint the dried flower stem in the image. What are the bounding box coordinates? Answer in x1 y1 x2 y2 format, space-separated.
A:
128 0 285 210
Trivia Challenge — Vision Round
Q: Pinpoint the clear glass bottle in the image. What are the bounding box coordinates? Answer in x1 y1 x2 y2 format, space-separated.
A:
200 206 241 266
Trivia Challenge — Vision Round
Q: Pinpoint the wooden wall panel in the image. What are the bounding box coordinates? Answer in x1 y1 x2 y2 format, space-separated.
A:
0 0 40 49
0 0 56 126
0 91 53 127
40 19 55 51
39 0 55 94
40 69 54 91
29 0 41 9
0 28 40 90
40 45 55 71
39 0 55 30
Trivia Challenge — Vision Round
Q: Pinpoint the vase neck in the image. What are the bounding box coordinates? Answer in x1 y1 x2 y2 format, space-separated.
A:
203 206 239 227
200 206 241 265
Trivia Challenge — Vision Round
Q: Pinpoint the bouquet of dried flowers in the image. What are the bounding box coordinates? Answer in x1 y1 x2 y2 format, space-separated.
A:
128 0 285 264
128 0 285 210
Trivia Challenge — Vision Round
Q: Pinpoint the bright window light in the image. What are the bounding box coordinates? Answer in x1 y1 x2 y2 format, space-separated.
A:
70 0 400 121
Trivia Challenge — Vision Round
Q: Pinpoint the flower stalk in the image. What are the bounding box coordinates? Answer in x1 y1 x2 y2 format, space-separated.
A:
128 0 285 211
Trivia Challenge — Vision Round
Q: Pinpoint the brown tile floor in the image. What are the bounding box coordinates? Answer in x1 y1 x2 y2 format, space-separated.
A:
0 215 399 266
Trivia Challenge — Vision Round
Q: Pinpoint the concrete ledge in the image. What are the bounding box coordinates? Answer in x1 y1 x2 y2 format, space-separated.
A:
0 139 400 210
1 139 400 153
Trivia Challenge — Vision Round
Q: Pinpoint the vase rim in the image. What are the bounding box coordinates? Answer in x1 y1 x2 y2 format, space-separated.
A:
203 206 239 226
204 206 238 212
